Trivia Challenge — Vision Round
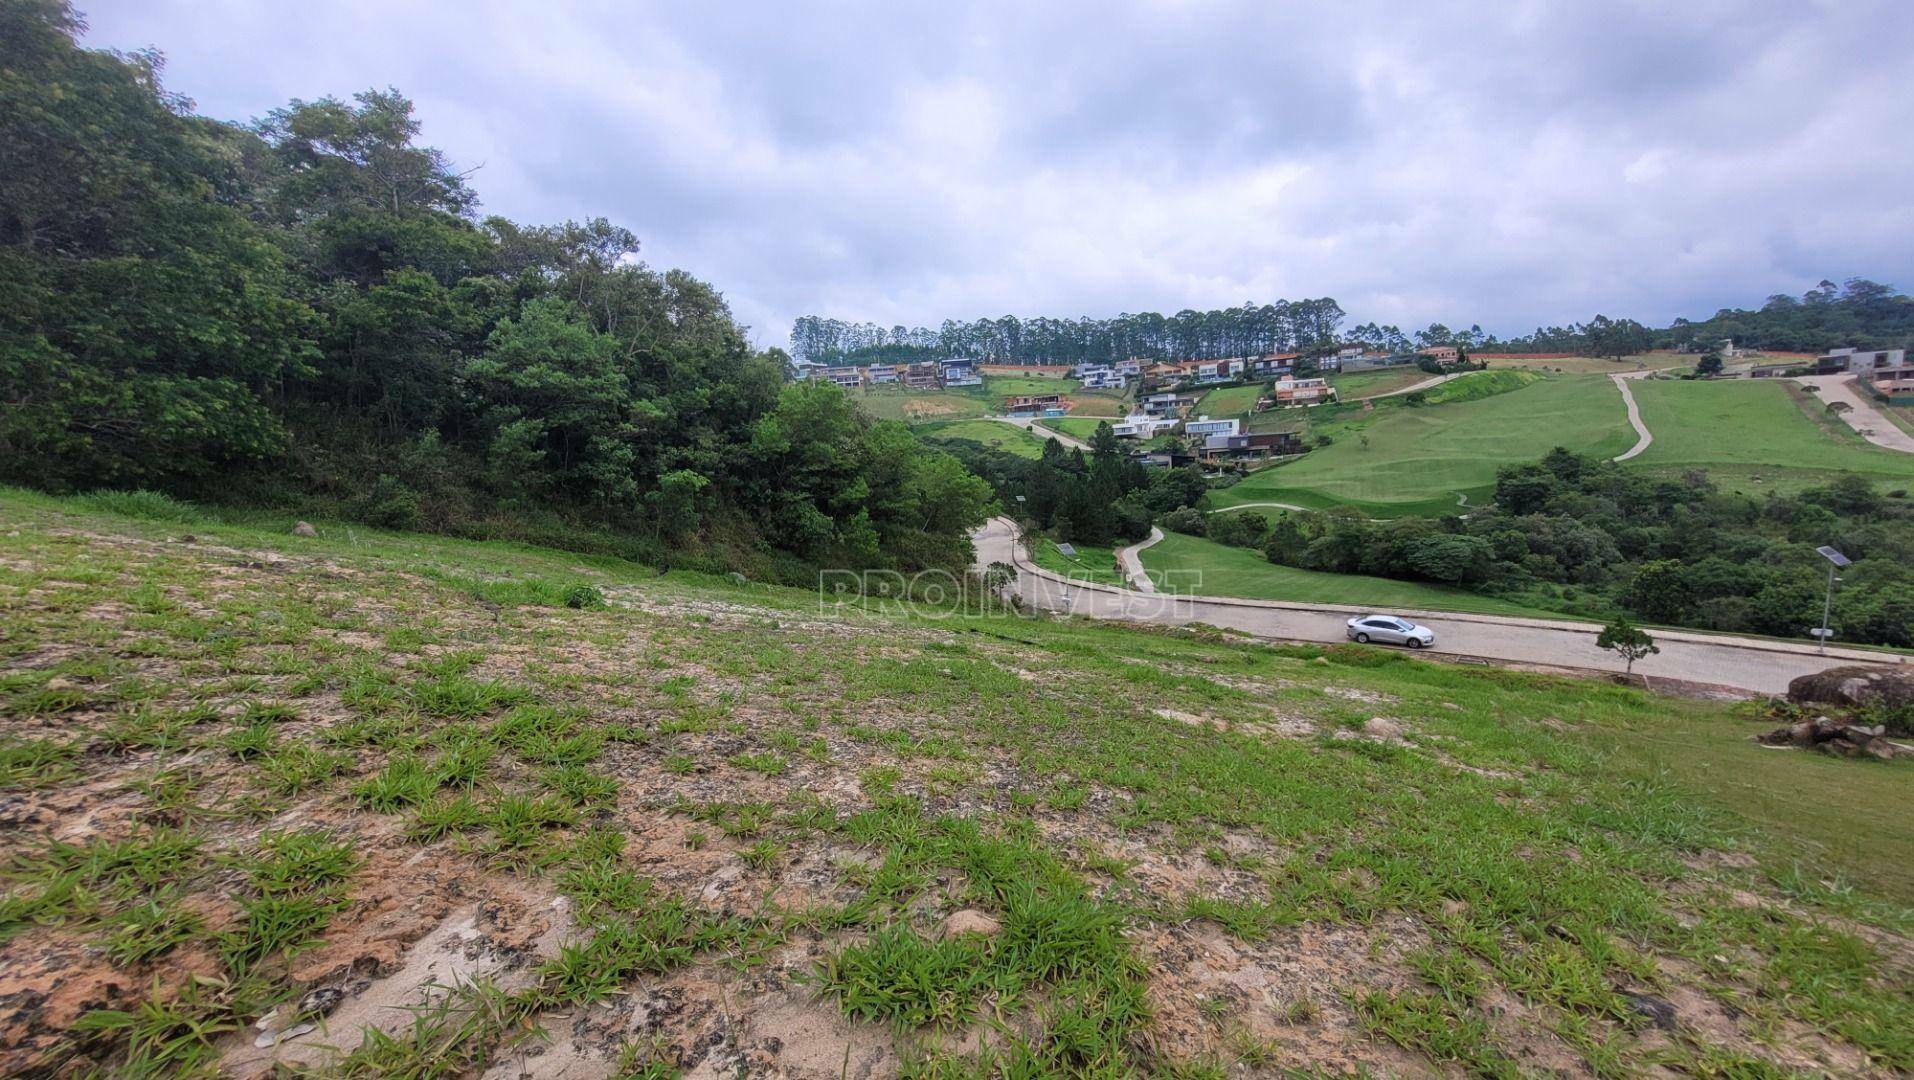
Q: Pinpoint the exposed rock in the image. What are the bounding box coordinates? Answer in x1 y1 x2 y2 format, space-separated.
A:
1757 715 1900 759
1787 665 1913 713
940 909 1002 938
291 521 318 537
1361 717 1405 741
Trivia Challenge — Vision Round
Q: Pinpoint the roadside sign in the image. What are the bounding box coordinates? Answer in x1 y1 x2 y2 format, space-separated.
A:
1809 627 1835 638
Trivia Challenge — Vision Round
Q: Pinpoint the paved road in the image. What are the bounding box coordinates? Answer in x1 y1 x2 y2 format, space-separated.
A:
1112 527 1162 592
1609 371 1654 461
1357 371 1463 400
1794 374 1914 453
972 517 1902 695
987 415 1094 452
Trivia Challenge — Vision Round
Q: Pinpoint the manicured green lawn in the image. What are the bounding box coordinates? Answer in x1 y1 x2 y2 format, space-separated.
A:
1212 374 1635 516
918 419 1053 458
1629 379 1914 494
1138 531 1567 617
1029 538 1127 585
1193 384 1264 418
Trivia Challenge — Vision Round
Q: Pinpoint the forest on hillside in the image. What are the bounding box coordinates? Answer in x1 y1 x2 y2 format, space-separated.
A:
0 1 991 577
794 278 1913 367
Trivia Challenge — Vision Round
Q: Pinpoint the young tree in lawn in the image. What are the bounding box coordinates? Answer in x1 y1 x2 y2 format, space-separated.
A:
1597 616 1659 675
1694 351 1724 377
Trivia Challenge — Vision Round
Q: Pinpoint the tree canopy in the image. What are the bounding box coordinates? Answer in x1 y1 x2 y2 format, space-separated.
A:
0 1 989 577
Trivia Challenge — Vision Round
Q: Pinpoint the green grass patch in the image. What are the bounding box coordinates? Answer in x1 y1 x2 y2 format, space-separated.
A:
1139 530 1564 616
1629 378 1914 495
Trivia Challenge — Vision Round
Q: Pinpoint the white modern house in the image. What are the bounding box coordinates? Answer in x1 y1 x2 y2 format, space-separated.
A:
820 366 866 389
867 364 899 384
1110 414 1178 438
1183 416 1241 438
1078 365 1128 390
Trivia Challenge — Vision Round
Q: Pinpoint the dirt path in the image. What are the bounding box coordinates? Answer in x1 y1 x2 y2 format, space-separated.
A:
973 516 1904 695
1794 374 1914 453
1610 371 1654 461
988 414 1094 452
1113 527 1162 592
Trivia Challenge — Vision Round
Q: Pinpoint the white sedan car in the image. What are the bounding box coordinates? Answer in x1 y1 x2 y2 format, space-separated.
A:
1346 614 1435 648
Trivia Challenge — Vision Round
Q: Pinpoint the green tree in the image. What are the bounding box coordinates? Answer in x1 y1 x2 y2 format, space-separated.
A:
1596 617 1658 674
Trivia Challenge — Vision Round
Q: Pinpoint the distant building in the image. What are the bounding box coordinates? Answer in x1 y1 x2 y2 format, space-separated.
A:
1816 347 1907 375
1110 414 1178 439
1183 416 1241 438
1005 393 1065 416
866 364 900 384
940 358 982 386
1246 352 1299 376
902 362 941 389
1113 359 1144 377
1267 376 1333 406
1078 365 1128 390
1417 345 1461 366
1201 431 1304 460
820 365 866 389
1140 391 1181 416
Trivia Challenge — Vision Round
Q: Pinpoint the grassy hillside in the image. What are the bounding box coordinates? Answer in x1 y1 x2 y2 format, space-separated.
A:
0 488 1907 1077
1328 367 1426 398
1629 379 1914 494
918 418 1054 458
1139 530 1564 617
1029 537 1127 585
1193 384 1264 418
1037 416 1107 441
1214 374 1636 516
853 385 992 422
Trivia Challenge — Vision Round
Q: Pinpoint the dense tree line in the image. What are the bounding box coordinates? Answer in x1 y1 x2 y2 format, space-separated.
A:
1174 450 1913 646
0 2 991 576
789 299 1348 366
932 425 1209 547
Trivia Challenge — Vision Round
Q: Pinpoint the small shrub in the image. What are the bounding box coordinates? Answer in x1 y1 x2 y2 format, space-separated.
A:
562 584 607 610
74 490 204 524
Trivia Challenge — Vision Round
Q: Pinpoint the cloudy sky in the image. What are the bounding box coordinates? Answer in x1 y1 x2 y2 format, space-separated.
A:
81 0 1914 348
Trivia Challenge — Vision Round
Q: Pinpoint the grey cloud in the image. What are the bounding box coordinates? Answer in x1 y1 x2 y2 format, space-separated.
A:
80 0 1914 346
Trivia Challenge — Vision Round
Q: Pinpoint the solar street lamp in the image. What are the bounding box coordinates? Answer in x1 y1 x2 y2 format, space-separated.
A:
1813 546 1849 654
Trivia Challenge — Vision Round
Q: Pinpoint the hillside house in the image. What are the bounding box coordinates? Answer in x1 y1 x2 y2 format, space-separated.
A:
1246 352 1299 376
1201 431 1304 461
902 362 942 389
1267 376 1333 406
866 364 899 384
1114 359 1144 377
1183 416 1240 438
1078 366 1128 390
1110 414 1179 439
1417 345 1461 366
940 358 981 386
821 366 866 389
1005 393 1065 417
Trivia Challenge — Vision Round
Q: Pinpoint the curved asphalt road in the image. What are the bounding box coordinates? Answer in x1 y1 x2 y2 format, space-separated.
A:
972 517 1902 695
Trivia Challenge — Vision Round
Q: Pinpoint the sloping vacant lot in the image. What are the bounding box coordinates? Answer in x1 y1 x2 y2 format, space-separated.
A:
0 490 1907 1078
1629 379 1914 495
1215 374 1636 516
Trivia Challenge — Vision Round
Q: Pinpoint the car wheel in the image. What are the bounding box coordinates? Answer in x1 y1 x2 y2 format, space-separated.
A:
1354 633 1369 643
1407 638 1423 649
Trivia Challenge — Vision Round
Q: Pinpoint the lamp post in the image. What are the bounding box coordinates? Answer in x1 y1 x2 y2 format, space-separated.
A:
1813 546 1850 654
